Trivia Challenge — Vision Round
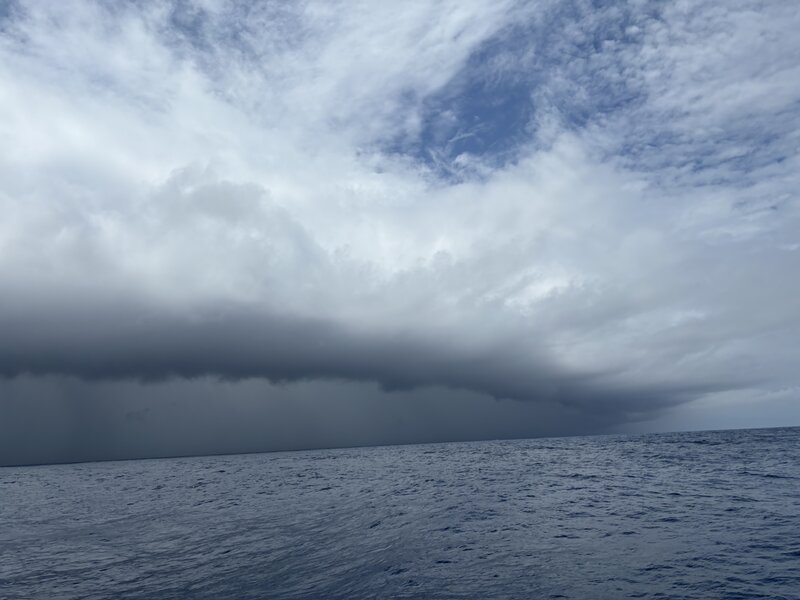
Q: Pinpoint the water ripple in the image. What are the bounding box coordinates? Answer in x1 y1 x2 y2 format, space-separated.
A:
1 427 799 599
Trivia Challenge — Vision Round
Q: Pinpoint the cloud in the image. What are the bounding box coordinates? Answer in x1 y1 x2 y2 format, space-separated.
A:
0 1 799 463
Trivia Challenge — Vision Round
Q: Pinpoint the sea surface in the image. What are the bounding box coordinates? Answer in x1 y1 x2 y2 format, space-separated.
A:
1 427 799 599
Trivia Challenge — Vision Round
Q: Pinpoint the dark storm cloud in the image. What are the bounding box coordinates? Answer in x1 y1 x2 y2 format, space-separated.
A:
0 294 721 421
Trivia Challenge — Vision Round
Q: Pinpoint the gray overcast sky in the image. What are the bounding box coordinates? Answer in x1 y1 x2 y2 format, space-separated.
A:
1 0 799 465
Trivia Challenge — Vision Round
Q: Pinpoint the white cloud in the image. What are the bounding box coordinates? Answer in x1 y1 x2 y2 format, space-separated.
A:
0 0 798 433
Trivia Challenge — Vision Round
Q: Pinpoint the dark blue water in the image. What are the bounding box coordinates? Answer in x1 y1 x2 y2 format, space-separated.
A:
1 427 799 599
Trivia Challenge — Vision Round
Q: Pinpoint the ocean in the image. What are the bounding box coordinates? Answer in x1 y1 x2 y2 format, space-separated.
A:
1 427 798 599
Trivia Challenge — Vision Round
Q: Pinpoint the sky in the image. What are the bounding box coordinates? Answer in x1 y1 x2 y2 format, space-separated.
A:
1 0 799 466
